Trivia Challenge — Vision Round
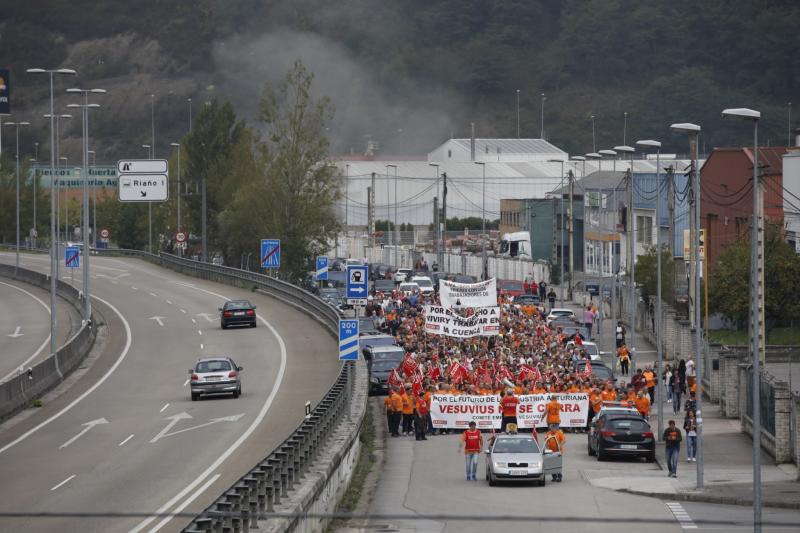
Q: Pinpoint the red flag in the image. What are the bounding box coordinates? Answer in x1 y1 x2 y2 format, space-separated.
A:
412 372 423 395
582 359 592 377
426 365 441 381
447 361 467 384
401 354 418 377
387 368 402 388
518 364 541 383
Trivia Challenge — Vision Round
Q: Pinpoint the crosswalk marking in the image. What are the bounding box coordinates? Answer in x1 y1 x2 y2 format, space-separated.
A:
666 502 698 529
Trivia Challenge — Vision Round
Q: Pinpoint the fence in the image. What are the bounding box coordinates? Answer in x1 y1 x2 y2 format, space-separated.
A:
92 249 368 532
0 264 96 420
745 369 777 436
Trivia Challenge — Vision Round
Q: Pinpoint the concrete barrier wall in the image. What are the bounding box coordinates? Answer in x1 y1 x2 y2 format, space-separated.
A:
0 265 96 420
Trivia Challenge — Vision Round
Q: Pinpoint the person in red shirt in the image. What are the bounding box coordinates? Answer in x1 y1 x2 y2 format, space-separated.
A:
500 390 519 432
415 395 429 441
458 421 484 481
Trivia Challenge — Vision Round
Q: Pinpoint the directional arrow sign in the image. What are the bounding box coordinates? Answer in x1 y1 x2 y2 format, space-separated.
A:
7 326 23 338
150 411 192 443
315 256 329 281
59 418 109 449
346 265 369 300
118 174 169 202
149 316 165 326
150 412 244 442
196 313 216 323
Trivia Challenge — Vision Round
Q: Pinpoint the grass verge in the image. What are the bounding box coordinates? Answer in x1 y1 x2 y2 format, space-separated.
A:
709 327 800 345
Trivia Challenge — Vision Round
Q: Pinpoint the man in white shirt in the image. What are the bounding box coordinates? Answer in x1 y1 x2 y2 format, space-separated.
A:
685 355 696 390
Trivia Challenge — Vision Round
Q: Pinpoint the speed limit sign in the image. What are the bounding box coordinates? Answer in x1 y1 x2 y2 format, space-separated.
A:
176 231 187 243
100 228 110 239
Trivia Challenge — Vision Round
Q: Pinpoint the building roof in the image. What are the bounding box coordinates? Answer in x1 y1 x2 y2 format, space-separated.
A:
427 138 567 163
701 147 788 176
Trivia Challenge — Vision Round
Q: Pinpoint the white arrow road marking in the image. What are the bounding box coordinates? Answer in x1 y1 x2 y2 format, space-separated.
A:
51 474 77 491
149 316 165 327
59 418 109 449
150 412 193 443
96 272 131 281
159 403 170 413
155 414 246 441
7 326 23 338
196 313 215 323
118 434 135 447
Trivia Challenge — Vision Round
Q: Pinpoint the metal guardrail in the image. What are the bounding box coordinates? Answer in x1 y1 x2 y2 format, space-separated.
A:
0 264 96 420
92 249 361 531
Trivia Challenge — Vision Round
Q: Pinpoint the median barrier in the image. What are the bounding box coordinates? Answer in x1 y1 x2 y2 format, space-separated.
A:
0 264 96 420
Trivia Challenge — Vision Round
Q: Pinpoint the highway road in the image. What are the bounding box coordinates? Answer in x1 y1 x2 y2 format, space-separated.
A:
0 252 340 532
0 274 80 383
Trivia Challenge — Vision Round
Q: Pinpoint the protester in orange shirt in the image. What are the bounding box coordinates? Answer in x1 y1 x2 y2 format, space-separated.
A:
642 366 656 403
601 382 618 402
544 424 566 482
401 385 415 435
617 344 631 376
545 396 561 427
415 394 429 441
388 387 403 437
635 390 651 417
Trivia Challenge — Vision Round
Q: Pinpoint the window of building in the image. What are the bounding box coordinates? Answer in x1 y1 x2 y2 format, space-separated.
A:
636 215 653 245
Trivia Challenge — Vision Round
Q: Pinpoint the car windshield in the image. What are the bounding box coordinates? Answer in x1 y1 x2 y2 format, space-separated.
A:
373 350 404 361
552 310 572 316
372 360 398 371
609 419 650 432
493 437 540 454
400 284 419 291
225 301 252 310
501 281 524 291
196 360 231 372
415 279 433 287
582 344 599 355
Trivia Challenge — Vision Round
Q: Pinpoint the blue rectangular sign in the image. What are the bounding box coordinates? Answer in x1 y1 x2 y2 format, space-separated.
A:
346 265 369 299
338 319 359 360
315 256 329 281
65 246 80 269
260 239 280 268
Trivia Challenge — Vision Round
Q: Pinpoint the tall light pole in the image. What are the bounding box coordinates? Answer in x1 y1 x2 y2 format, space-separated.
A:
393 165 399 267
170 142 182 235
591 114 597 152
540 93 546 139
623 112 628 145
142 144 152 252
344 163 350 235
67 87 105 323
475 162 488 279
59 156 68 242
188 98 193 131
721 107 762 532
385 164 396 256
637 139 663 438
516 89 521 139
45 113 72 244
549 159 566 304
571 155 587 292
670 122 703 490
614 145 636 372
27 66 77 365
30 156 38 248
3 120 31 277
429 163 441 268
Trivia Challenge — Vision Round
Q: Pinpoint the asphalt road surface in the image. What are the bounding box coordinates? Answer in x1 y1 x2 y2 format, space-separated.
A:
0 253 339 532
0 273 79 382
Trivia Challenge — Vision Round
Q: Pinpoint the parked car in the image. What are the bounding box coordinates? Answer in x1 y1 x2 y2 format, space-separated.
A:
485 433 560 486
219 300 257 329
373 279 396 294
370 263 393 280
365 345 405 395
359 333 397 352
587 413 656 462
411 276 435 295
393 268 413 283
398 282 420 296
189 357 242 400
430 271 453 290
546 308 577 325
497 279 525 299
574 360 615 382
319 287 344 309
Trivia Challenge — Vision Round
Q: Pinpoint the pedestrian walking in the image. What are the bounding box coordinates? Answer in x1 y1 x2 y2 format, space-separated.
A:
685 355 696 391
458 421 483 481
663 420 682 477
544 424 566 482
615 321 626 348
642 365 656 403
415 394 429 441
617 344 630 376
547 288 557 311
664 364 673 404
387 387 403 437
683 410 697 462
583 305 596 337
670 372 684 414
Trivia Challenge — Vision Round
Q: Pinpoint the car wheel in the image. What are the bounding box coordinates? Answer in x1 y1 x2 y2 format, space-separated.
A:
233 387 241 399
588 440 596 456
487 471 496 487
597 447 606 462
191 392 199 401
539 477 546 487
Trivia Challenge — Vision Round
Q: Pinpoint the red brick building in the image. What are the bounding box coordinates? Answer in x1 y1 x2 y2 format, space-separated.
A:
700 147 787 267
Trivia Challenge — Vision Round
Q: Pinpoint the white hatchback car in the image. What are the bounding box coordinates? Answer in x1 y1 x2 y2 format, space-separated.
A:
393 268 413 283
398 282 420 296
411 276 435 295
546 308 576 325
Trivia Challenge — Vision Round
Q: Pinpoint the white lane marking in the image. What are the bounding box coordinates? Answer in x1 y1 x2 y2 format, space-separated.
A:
153 414 245 442
200 343 204 350
118 434 135 446
148 474 221 533
166 300 172 305
150 412 192 443
59 418 109 449
196 313 215 323
0 294 132 455
8 326 24 338
130 286 288 533
0 281 52 383
149 292 158 297
180 309 186 314
198 330 202 336
159 403 170 413
191 318 196 324
665 502 698 529
50 474 77 491
183 378 189 387
149 316 165 327
131 286 138 290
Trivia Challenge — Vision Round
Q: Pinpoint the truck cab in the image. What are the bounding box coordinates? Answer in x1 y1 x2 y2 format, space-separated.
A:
499 231 532 258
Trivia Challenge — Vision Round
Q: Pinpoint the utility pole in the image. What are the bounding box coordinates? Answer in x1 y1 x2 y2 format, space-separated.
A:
433 196 439 265
667 166 676 291
568 170 575 298
625 166 637 368
442 172 448 265
367 185 373 247
370 172 376 247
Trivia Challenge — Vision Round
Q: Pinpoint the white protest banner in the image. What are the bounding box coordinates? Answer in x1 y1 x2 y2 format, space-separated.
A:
515 393 590 429
439 278 497 308
423 305 501 338
430 394 501 429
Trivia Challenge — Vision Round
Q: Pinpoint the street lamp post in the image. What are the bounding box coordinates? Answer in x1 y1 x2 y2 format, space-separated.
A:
549 159 566 304
670 122 703 491
88 149 96 245
170 142 182 236
27 66 77 365
475 162 487 279
721 107 762 532
43 113 72 248
637 139 663 438
142 144 152 252
614 145 636 372
385 164 396 260
516 89 521 139
571 156 587 295
59 156 68 242
429 163 441 269
3 120 31 277
540 93 546 139
67 87 105 323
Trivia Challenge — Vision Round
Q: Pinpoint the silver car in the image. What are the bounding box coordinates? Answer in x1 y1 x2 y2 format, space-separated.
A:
189 357 242 401
485 433 561 486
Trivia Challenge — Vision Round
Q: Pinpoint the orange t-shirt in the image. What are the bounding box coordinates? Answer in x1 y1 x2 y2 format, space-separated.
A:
501 395 519 417
545 430 565 452
401 393 414 414
590 393 603 413
601 389 617 402
635 396 651 416
389 392 403 412
545 399 561 424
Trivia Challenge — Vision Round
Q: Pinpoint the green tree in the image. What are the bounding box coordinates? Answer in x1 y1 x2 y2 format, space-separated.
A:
709 225 800 330
219 61 341 281
634 245 675 304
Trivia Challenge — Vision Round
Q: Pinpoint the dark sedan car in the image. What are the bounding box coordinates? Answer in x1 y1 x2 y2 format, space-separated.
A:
588 413 655 462
219 300 257 329
574 360 615 382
